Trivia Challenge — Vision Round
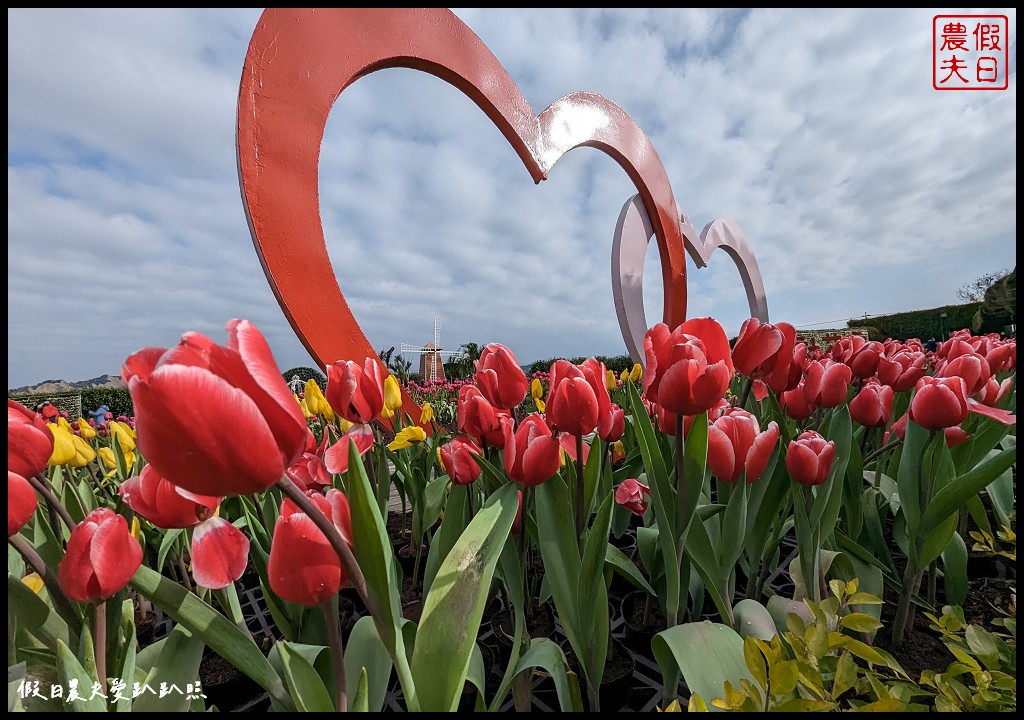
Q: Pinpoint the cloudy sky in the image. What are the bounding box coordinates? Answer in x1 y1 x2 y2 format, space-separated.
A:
8 8 1017 389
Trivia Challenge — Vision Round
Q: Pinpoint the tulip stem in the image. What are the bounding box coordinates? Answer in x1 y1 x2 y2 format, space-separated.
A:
276 476 374 618
8 534 79 623
737 377 753 410
674 414 688 545
95 601 108 695
575 435 586 553
863 437 902 464
323 600 347 712
28 473 77 533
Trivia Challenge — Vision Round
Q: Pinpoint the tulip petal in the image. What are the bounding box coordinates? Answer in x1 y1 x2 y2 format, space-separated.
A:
191 516 251 589
8 471 38 537
966 398 1016 425
323 424 375 475
132 364 286 496
89 514 143 597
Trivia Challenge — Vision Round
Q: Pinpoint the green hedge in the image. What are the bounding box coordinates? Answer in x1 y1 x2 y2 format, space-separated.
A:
848 302 983 342
9 387 134 419
527 353 634 376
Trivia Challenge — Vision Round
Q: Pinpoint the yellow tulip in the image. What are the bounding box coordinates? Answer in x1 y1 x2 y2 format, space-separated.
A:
68 434 97 467
98 446 117 471
76 417 97 439
419 402 434 425
620 369 630 383
531 378 544 400
109 421 136 453
304 379 335 421
534 398 546 413
22 573 44 594
296 393 314 419
629 363 643 383
56 416 72 431
384 375 403 414
387 426 427 451
605 369 617 391
48 423 78 466
130 516 142 540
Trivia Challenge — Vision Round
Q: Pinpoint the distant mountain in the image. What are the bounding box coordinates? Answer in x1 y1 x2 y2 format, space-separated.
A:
9 374 125 396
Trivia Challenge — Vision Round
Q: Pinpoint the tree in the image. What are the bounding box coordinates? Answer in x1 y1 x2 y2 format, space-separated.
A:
957 268 1012 303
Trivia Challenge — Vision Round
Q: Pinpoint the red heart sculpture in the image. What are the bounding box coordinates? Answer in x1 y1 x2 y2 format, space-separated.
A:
237 8 688 417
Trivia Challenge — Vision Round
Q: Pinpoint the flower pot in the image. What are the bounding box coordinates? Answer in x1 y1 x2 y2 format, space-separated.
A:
619 589 667 653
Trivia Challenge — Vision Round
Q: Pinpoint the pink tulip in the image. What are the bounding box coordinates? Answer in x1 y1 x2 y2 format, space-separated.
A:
848 379 894 428
707 409 780 484
785 430 835 486
643 319 734 416
615 478 651 516
909 376 969 431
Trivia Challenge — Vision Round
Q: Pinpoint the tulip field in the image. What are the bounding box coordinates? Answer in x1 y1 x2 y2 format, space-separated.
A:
7 317 1017 712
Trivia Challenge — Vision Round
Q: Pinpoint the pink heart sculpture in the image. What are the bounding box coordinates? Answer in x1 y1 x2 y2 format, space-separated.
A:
612 194 770 365
236 8 689 418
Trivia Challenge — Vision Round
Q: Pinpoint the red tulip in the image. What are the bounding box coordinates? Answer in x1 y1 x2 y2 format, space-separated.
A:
785 430 835 486
831 336 884 379
707 409 780 484
323 423 375 475
474 343 529 410
944 426 971 448
286 452 334 492
325 357 388 425
120 465 219 529
504 414 561 488
643 319 734 416
8 400 55 479
8 471 37 537
597 403 625 443
124 319 309 497
848 379 894 428
458 385 511 449
58 508 142 602
803 359 852 409
909 376 969 430
938 352 990 397
440 435 483 486
545 359 604 437
614 478 651 516
876 345 927 392
732 318 796 387
558 432 591 465
120 466 249 589
984 340 1015 374
978 376 1013 408
781 381 815 421
268 489 353 606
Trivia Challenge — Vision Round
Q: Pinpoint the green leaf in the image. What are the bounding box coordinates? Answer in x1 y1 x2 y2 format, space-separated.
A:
809 406 852 539
575 489 613 694
8 662 26 713
652 622 755 710
513 637 583 712
743 636 768 689
766 595 813 633
276 641 335 712
7 573 75 652
351 667 369 712
840 613 884 633
604 544 656 596
155 527 185 576
423 484 468 596
940 531 969 606
964 625 1001 670
410 482 517 712
128 563 292 711
537 476 584 655
920 444 1015 538
895 419 930 538
344 616 394 713
133 624 205 712
832 651 858 699
981 450 1015 529
769 659 800 694
346 441 416 709
55 639 107 712
112 599 137 712
733 599 778 641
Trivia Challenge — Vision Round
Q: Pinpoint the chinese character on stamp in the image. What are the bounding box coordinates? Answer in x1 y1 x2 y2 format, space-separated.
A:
933 15 1009 90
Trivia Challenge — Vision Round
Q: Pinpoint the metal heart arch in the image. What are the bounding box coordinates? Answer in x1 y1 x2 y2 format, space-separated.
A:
237 8 767 414
612 194 770 365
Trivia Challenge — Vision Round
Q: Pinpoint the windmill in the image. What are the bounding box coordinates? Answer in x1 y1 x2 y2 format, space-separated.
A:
401 317 464 383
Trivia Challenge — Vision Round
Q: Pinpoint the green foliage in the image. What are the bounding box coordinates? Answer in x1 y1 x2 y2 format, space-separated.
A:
527 353 634 375
689 579 921 712
921 605 1016 712
848 302 982 342
281 366 327 391
9 387 134 418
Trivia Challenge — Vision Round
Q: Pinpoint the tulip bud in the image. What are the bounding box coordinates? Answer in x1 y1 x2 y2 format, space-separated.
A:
614 478 651 516
58 508 142 602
